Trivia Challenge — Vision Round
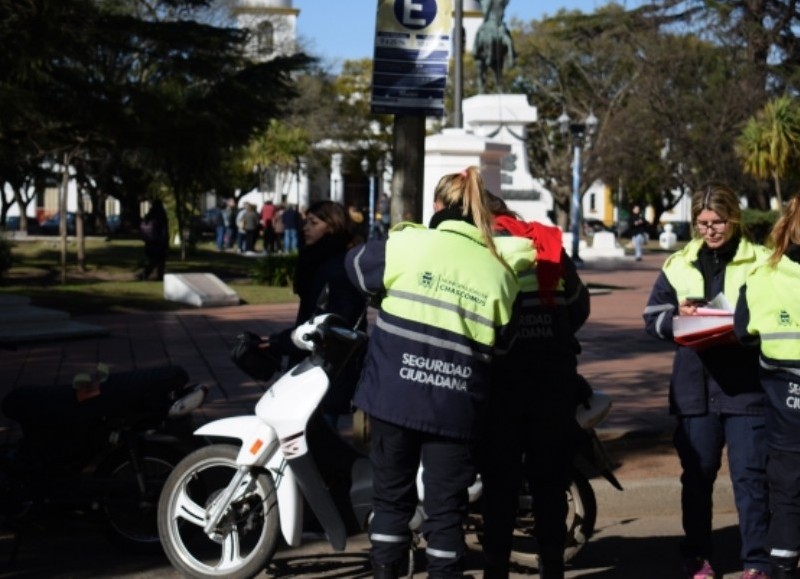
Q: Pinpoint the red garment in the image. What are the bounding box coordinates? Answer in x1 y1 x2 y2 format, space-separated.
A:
494 215 563 307
260 203 276 228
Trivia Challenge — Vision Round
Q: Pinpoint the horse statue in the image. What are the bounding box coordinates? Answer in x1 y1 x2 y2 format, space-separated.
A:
473 0 516 93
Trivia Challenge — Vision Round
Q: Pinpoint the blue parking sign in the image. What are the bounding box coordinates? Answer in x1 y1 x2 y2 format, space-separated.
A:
371 0 453 117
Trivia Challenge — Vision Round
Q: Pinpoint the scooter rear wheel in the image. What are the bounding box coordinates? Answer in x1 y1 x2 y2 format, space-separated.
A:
157 444 279 579
97 442 185 552
508 471 597 568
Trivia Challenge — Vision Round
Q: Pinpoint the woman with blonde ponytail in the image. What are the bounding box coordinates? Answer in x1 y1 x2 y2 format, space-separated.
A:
431 166 510 271
736 195 800 579
345 167 534 578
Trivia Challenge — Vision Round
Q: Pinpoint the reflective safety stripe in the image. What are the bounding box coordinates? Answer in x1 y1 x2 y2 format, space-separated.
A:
370 533 408 544
762 332 800 341
351 245 371 294
426 546 458 559
654 311 671 339
521 295 567 307
760 359 800 377
771 548 800 558
387 288 495 329
643 303 674 340
643 303 673 315
376 316 491 363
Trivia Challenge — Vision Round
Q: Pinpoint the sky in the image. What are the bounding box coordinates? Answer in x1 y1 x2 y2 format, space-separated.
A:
292 0 615 68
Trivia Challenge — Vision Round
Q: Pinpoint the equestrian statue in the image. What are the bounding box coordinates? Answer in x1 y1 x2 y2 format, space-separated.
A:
473 0 516 93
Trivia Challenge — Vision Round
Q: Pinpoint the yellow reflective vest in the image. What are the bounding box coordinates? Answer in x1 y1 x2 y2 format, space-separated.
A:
741 256 800 369
346 220 534 440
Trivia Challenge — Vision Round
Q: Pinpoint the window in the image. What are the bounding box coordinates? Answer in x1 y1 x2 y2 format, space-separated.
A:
256 21 274 54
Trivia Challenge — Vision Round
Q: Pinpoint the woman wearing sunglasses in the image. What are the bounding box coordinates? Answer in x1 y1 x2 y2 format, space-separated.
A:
643 183 771 579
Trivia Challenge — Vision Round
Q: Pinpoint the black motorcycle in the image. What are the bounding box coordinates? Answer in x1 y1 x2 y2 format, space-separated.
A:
0 364 207 559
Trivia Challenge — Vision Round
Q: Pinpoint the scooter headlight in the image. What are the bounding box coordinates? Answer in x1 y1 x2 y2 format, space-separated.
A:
168 384 208 417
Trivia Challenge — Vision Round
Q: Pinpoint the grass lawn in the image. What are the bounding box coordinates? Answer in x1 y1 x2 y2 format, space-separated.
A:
0 236 296 315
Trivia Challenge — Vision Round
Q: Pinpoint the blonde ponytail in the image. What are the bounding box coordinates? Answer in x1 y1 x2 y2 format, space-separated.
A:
433 167 512 272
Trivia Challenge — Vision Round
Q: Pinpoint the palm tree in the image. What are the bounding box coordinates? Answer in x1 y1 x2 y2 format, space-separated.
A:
244 119 311 201
736 95 800 208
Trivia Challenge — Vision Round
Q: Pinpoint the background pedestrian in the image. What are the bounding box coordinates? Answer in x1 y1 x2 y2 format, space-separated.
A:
139 199 169 281
628 205 649 261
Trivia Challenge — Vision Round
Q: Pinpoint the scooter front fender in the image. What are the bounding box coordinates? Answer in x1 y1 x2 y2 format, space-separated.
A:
194 416 278 467
195 416 304 546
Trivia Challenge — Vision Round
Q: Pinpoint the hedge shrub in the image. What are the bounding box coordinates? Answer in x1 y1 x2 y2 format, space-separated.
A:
742 209 780 244
0 236 11 277
252 253 298 287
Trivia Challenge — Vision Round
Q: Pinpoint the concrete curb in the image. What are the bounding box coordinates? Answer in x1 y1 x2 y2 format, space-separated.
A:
592 476 735 518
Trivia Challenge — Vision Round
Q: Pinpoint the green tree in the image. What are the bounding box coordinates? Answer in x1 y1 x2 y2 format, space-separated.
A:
638 0 800 97
512 6 646 228
597 30 764 221
0 0 310 259
243 119 311 203
736 95 800 208
511 3 772 227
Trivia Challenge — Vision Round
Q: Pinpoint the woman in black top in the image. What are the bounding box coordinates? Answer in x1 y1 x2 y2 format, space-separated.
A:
267 200 366 428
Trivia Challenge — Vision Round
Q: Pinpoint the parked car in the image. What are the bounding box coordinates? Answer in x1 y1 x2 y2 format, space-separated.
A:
191 208 222 240
4 216 19 231
584 219 616 236
3 216 40 234
107 215 121 233
39 212 76 235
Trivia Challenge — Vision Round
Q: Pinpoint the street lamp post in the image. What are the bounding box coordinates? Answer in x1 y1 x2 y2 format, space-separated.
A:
361 157 376 239
294 157 302 207
559 110 598 265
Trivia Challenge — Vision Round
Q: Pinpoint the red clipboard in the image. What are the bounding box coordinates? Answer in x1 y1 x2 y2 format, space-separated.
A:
673 315 736 351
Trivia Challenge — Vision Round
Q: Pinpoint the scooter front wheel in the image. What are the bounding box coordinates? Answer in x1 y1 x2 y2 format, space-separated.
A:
157 444 279 579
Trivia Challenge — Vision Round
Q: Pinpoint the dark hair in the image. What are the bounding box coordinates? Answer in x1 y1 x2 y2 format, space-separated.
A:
306 201 348 236
486 190 521 220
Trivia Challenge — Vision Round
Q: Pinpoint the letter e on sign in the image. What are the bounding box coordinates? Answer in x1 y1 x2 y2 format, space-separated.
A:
394 0 437 30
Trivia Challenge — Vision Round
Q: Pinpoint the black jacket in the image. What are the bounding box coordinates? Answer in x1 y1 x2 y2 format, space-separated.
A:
271 233 366 414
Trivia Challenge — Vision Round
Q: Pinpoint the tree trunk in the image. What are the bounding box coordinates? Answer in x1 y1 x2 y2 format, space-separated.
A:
59 154 70 284
391 115 426 224
76 189 86 271
772 170 782 209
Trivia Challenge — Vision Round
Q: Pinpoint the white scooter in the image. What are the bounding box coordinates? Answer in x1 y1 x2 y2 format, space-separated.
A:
157 313 416 579
157 313 620 578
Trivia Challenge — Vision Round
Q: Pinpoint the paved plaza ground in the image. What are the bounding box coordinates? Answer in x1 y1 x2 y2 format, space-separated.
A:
0 249 752 577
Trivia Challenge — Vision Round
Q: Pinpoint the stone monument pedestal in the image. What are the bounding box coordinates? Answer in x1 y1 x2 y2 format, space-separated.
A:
462 94 553 224
423 128 510 227
164 273 240 308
